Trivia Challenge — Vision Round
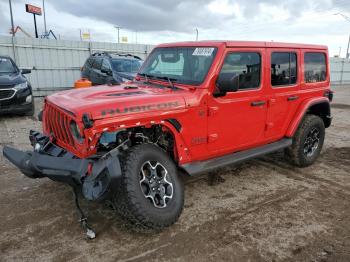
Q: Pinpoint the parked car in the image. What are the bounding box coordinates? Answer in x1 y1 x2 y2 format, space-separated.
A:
4 41 333 238
81 52 143 85
0 56 34 116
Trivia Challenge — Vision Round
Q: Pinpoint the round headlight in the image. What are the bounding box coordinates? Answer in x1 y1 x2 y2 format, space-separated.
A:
70 121 83 142
14 81 28 90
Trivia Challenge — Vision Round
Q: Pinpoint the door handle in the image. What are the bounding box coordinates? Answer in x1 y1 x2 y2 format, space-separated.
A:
287 95 299 101
251 101 266 107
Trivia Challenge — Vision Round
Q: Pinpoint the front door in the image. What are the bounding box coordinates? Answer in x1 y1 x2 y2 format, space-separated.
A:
207 49 267 155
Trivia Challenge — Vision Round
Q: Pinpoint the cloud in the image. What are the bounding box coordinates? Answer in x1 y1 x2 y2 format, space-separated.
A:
47 0 348 33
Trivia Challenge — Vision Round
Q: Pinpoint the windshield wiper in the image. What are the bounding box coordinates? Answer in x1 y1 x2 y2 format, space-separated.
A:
138 73 155 84
154 76 178 90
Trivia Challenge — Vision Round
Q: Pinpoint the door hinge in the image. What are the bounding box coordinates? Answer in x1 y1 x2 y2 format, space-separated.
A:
208 106 219 116
208 133 218 143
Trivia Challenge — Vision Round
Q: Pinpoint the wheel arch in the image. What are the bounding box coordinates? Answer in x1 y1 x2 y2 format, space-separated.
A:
286 97 331 137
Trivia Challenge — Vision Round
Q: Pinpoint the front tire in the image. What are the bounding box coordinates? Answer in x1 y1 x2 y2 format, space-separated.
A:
114 144 184 230
285 114 325 167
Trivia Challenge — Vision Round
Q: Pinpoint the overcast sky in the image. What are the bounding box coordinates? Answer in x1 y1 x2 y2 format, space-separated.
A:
0 0 350 56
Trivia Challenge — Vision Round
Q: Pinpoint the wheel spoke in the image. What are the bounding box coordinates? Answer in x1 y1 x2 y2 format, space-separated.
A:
304 127 320 157
139 161 173 209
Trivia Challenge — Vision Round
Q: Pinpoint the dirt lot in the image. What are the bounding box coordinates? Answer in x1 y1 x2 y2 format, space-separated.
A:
0 87 349 262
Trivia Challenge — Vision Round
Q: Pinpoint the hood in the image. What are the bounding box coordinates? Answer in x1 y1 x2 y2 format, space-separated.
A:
47 82 187 120
115 71 136 80
0 72 26 87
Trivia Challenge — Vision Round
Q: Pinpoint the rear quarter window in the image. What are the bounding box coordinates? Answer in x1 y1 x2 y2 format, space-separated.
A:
304 52 327 83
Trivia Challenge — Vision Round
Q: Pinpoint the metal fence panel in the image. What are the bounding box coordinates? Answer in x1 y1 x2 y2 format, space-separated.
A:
0 36 154 96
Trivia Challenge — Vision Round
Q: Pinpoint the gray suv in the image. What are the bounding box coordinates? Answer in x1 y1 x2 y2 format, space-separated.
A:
81 52 143 85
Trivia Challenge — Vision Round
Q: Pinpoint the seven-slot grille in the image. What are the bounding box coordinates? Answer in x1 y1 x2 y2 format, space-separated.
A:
0 89 16 100
44 103 76 147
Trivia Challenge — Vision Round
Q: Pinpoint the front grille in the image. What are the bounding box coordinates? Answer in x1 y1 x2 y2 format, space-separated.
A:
0 89 16 100
44 103 75 147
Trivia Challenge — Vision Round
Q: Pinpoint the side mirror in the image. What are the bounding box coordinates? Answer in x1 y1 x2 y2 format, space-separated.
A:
101 67 112 76
21 69 31 74
215 73 239 97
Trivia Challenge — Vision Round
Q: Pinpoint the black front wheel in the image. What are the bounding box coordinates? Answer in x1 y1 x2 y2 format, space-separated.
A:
114 144 184 230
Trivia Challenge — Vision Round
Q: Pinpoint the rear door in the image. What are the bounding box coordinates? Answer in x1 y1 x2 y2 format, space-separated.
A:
207 48 268 154
265 49 301 140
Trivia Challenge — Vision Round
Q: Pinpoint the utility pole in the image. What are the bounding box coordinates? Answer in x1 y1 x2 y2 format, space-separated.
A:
195 28 199 41
43 0 47 35
8 0 15 36
339 46 342 57
114 26 121 43
8 0 16 62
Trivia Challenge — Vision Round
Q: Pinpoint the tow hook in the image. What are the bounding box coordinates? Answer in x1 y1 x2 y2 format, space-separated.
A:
72 187 96 239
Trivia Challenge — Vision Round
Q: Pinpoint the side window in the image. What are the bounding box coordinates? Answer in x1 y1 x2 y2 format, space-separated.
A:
271 52 297 86
304 52 327 83
92 57 102 70
219 52 261 91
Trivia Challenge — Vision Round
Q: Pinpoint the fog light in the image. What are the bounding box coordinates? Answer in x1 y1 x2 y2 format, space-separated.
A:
26 95 32 103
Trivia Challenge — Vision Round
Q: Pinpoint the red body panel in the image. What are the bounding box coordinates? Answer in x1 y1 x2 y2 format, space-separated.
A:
42 41 331 164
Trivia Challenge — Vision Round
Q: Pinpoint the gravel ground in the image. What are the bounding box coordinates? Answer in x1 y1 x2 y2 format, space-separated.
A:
0 87 349 262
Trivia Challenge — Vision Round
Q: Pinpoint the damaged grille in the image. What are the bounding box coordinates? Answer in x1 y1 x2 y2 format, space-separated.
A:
44 103 76 147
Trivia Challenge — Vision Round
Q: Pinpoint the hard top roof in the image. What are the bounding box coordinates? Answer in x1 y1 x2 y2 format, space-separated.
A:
157 40 327 50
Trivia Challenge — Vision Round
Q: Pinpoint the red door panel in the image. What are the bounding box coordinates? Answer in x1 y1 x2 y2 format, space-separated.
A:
207 48 267 156
265 49 302 140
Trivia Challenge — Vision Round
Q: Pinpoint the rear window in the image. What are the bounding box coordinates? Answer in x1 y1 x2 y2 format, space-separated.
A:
304 52 327 83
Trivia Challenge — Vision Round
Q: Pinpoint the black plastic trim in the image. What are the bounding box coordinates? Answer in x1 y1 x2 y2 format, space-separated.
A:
166 118 182 132
181 138 292 176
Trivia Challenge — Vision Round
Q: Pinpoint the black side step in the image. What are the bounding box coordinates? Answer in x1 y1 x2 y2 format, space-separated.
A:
180 138 292 176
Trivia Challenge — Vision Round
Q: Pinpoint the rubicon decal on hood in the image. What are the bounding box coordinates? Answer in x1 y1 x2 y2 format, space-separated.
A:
101 101 180 116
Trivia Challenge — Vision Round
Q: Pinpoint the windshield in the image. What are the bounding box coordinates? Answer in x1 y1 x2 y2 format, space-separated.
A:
111 58 142 73
0 58 17 73
139 47 217 85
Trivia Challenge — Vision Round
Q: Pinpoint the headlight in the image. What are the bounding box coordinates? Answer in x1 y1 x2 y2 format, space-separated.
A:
14 81 28 90
70 120 83 142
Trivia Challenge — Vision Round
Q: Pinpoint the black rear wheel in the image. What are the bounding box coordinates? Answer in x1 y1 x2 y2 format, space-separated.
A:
114 144 184 230
285 114 325 167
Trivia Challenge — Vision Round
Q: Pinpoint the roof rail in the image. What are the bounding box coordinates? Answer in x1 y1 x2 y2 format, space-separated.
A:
91 52 142 60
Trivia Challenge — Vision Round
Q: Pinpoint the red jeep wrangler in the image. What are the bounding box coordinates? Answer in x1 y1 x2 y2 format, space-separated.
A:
4 41 332 237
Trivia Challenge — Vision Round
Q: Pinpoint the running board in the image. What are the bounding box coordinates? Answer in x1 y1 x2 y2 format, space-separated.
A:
180 138 292 176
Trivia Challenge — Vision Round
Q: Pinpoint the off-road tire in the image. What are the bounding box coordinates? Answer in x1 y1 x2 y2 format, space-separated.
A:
285 114 325 167
113 144 184 230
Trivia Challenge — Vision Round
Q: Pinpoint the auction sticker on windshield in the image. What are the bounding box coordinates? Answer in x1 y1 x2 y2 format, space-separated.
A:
192 48 214 56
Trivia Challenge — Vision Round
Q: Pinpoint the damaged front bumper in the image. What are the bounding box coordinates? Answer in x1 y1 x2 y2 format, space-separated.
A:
3 130 122 201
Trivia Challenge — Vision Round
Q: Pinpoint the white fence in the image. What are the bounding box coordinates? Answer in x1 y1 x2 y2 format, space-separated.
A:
0 36 154 96
1 36 349 96
330 57 350 86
